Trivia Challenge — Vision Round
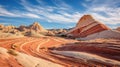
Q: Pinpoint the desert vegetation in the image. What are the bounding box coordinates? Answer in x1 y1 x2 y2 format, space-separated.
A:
7 49 17 56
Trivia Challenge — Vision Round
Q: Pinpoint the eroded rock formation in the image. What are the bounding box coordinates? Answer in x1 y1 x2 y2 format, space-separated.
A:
68 15 110 38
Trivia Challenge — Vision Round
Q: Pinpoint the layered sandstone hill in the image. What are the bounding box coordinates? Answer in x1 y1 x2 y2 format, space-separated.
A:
67 15 110 38
67 15 120 40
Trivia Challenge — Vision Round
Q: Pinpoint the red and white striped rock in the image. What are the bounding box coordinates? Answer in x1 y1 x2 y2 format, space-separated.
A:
68 15 110 38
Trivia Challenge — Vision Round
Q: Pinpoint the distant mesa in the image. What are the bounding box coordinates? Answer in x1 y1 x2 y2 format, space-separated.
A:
67 15 120 40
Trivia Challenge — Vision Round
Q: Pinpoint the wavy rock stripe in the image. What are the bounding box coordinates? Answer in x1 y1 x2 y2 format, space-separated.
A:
0 47 63 67
20 38 39 54
52 51 120 66
36 39 50 52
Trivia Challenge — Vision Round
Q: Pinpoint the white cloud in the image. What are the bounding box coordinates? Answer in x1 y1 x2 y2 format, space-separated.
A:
85 0 92 2
19 0 82 23
0 22 10 25
40 12 82 23
0 0 81 24
0 6 16 17
0 5 40 19
51 0 72 10
83 0 120 27
21 13 40 18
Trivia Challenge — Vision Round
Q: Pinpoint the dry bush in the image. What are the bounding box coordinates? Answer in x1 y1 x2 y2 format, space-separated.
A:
48 47 56 50
74 42 80 44
7 49 17 56
40 47 45 49
11 44 17 49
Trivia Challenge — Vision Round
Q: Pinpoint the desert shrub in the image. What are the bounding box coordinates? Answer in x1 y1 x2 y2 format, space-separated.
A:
11 44 17 49
60 34 67 37
0 28 2 30
7 49 17 56
48 47 56 50
43 37 48 39
40 47 45 49
56 34 67 38
74 42 80 44
102 41 108 43
39 32 47 35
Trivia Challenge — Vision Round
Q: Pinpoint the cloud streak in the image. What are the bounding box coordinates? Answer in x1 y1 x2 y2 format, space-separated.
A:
0 5 40 18
0 5 16 17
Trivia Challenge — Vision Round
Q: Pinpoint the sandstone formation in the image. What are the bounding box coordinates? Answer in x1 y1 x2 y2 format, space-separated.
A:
0 36 120 67
0 32 24 38
17 22 48 37
0 17 120 67
25 30 45 37
18 22 47 33
29 22 47 33
18 25 26 31
67 15 110 38
0 24 4 30
46 31 55 36
0 22 47 38
76 30 120 40
116 27 120 31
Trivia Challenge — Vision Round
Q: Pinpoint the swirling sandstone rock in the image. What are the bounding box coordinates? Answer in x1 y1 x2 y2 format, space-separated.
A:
68 15 110 38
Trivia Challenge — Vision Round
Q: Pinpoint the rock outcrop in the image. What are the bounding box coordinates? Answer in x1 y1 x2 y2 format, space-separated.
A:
25 30 45 37
76 30 120 40
18 25 26 31
67 15 110 38
0 22 47 38
29 22 47 32
116 27 120 31
0 24 4 30
0 24 18 33
18 22 47 33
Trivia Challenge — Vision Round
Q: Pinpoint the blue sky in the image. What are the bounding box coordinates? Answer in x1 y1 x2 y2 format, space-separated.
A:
0 0 120 29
